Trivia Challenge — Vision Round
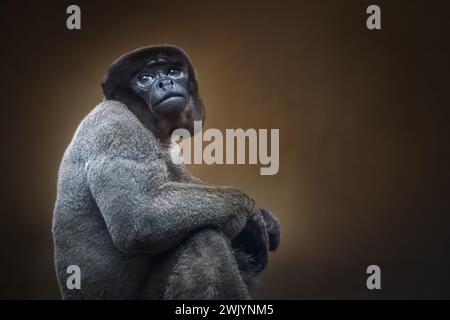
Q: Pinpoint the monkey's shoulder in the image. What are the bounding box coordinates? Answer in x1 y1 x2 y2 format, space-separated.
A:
68 100 160 161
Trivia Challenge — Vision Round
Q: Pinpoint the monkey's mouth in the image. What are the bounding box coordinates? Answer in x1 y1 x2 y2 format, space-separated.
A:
154 94 186 107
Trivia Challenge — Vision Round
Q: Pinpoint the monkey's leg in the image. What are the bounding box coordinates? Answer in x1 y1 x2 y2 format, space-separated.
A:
162 229 251 300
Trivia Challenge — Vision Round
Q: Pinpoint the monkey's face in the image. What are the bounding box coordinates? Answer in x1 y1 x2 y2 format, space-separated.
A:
102 45 206 139
132 54 190 116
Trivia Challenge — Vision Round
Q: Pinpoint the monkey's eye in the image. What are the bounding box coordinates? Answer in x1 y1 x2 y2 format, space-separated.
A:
167 69 182 78
137 73 153 84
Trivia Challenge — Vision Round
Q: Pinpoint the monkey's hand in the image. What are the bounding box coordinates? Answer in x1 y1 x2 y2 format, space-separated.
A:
232 209 269 273
258 208 281 251
232 208 280 274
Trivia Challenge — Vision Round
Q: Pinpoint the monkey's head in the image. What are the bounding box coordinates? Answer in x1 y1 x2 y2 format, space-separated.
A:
102 45 205 140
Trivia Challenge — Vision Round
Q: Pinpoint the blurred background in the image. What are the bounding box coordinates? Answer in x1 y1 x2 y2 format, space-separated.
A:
1 0 450 299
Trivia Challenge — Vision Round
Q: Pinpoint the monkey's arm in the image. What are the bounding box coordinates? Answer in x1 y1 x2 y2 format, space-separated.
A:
173 165 281 273
86 156 254 254
168 166 281 276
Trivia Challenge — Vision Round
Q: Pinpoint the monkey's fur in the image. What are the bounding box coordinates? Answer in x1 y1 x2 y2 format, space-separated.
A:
52 45 280 299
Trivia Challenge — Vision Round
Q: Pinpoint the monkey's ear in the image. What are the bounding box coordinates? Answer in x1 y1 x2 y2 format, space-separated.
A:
101 55 137 101
101 73 115 100
101 71 133 105
101 54 141 104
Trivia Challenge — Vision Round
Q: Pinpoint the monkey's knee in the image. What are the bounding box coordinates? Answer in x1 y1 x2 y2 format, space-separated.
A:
164 229 250 300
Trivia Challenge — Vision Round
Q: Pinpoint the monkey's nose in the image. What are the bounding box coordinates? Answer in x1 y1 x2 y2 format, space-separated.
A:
158 79 174 89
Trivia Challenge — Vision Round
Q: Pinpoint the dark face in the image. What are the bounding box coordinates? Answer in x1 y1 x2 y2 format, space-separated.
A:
132 54 189 116
102 45 206 140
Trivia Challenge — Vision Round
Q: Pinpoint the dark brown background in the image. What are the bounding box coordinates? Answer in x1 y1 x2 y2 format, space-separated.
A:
1 0 449 299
